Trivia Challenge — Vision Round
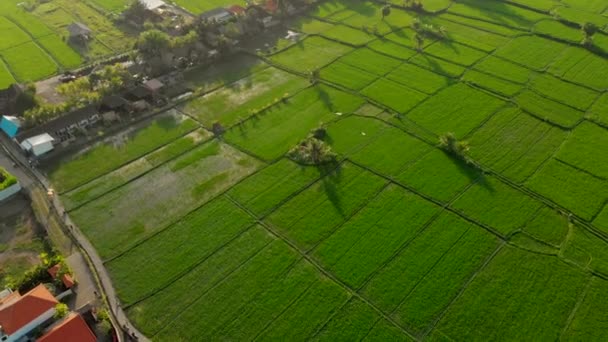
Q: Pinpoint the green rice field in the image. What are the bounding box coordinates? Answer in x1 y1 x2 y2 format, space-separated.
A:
43 0 608 340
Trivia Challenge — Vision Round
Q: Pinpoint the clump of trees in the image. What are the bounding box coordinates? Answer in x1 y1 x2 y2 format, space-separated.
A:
382 5 391 19
24 64 130 125
439 132 472 163
0 167 18 190
289 128 336 165
581 22 598 48
411 19 447 51
403 0 424 12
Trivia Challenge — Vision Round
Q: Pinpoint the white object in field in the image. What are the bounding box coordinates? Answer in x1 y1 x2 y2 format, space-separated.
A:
335 112 343 116
361 132 366 136
20 133 55 157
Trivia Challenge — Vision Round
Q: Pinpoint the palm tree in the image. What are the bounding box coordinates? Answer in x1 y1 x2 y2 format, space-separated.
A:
382 5 391 19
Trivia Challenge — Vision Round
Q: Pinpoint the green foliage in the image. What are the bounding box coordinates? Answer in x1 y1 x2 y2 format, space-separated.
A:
0 168 18 191
288 136 336 165
137 29 171 59
54 303 69 319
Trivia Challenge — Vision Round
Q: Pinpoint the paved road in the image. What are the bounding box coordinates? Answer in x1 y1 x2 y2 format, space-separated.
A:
0 135 148 342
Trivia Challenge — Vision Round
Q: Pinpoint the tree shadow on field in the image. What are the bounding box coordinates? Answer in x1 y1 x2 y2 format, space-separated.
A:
316 86 335 112
454 0 535 29
318 160 344 216
416 53 451 77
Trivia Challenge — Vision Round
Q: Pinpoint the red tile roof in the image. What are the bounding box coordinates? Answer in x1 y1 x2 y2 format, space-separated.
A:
265 0 279 13
0 285 58 335
37 313 96 342
48 264 75 289
228 5 246 15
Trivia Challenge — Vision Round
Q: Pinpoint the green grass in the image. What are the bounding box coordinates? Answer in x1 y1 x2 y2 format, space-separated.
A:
407 83 506 138
495 35 568 71
526 159 608 221
1 42 57 82
320 61 379 90
548 46 608 90
562 277 608 341
267 162 387 251
472 56 532 84
180 67 308 127
49 113 198 192
462 70 522 97
361 78 428 113
386 62 452 94
338 48 402 76
448 0 550 29
452 176 542 235
468 108 567 178
397 149 480 202
423 41 488 66
436 246 589 341
533 19 583 43
556 121 608 179
367 39 418 60
562 225 608 275
70 141 261 259
529 74 599 111
224 85 364 160
107 196 254 305
36 34 82 69
409 54 467 78
312 297 381 341
431 17 511 51
588 93 608 125
523 207 569 246
313 185 440 288
0 58 15 88
515 90 584 128
270 36 352 73
0 18 30 50
228 159 325 217
321 24 376 46
325 116 388 155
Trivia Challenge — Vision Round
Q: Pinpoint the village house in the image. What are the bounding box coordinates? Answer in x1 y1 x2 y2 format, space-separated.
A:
37 313 96 342
67 22 92 42
0 285 58 342
200 8 235 25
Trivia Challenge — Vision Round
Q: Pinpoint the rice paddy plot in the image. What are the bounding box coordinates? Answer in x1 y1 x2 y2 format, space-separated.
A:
0 18 30 50
526 159 608 221
36 34 82 69
269 36 352 73
462 70 522 97
334 2 415 34
423 40 488 66
291 17 336 34
448 0 551 30
366 39 417 60
126 226 275 336
348 126 433 177
515 90 584 128
320 61 379 90
562 277 608 341
436 246 589 341
337 48 402 76
89 0 129 12
227 158 325 217
223 85 364 160
313 185 441 288
556 121 608 179
496 0 560 12
308 0 353 18
533 19 583 43
0 60 15 89
325 116 388 155
107 196 255 305
472 56 533 84
407 83 506 138
321 24 377 46
61 137 207 211
362 211 499 333
361 78 428 113
397 149 480 202
266 162 387 251
562 224 608 275
495 35 568 71
553 7 608 29
430 17 512 52
409 53 467 78
180 67 308 127
385 28 435 50
522 207 569 247
70 141 262 259
548 46 608 90
1 42 57 82
529 74 599 111
386 63 452 94
152 242 313 341
363 319 414 341
438 13 525 37
468 108 565 175
311 298 382 341
562 0 608 12
49 112 199 193
588 93 608 126
451 176 542 235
